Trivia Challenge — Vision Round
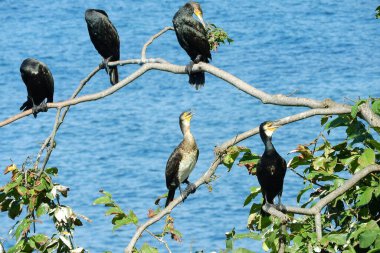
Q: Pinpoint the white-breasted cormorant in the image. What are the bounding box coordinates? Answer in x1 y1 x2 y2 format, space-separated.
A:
173 2 211 89
85 9 120 85
257 121 287 215
19 58 54 118
165 111 199 207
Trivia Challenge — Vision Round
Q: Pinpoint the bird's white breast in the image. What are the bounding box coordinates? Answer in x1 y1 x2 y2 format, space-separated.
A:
178 150 198 183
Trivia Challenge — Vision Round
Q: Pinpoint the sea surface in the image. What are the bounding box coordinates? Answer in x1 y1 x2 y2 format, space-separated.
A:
0 1 379 252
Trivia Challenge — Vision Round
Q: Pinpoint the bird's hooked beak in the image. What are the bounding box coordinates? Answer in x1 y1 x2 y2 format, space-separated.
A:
182 111 194 122
194 9 207 29
264 121 281 137
267 122 280 132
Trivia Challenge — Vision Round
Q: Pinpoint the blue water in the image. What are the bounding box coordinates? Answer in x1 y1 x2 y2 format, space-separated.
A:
1 1 379 252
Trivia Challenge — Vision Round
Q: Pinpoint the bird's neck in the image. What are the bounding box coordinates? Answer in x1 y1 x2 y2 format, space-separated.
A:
264 137 275 154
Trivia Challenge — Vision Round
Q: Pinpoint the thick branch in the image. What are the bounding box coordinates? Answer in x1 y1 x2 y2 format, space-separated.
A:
359 101 380 127
1 61 355 128
312 164 380 212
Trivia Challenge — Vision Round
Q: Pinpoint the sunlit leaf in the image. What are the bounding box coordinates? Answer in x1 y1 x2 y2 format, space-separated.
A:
351 99 366 118
372 99 380 115
93 196 112 205
359 230 378 248
232 248 255 253
140 243 158 253
358 148 375 168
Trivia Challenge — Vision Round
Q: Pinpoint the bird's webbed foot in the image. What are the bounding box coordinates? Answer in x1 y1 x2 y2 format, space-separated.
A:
276 203 286 212
178 184 188 203
193 55 202 64
32 102 48 118
276 196 286 211
185 61 195 75
184 180 196 194
101 56 113 74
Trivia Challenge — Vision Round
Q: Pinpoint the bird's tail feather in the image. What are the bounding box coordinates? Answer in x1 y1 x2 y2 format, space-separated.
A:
165 189 176 207
109 66 119 85
189 72 205 90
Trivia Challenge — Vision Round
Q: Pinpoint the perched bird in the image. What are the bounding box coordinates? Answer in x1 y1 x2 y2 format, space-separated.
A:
85 9 120 85
165 111 198 207
19 58 54 118
173 2 211 89
257 121 287 215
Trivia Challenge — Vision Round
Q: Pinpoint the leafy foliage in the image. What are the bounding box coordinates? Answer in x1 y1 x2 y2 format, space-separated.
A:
220 99 380 252
207 23 233 51
0 166 85 253
376 5 380 19
94 191 183 252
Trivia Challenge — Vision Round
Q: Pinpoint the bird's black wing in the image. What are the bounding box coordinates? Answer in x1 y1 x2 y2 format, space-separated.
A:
87 15 120 60
40 63 54 102
178 17 211 61
165 147 182 189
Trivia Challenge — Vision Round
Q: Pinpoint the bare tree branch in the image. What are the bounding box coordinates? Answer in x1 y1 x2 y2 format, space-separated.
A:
141 27 174 61
359 101 380 127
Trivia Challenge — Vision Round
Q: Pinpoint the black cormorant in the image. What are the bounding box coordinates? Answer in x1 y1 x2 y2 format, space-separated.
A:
19 58 54 118
257 121 287 215
173 2 211 89
85 9 120 85
165 111 199 207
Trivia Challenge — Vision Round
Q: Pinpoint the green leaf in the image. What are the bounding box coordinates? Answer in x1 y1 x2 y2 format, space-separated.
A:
105 207 124 216
358 148 375 168
112 216 132 230
372 99 380 115
359 230 378 248
367 139 380 151
326 233 346 245
129 210 138 225
356 187 373 207
36 203 49 217
324 115 350 130
93 195 112 205
32 234 49 244
4 181 20 193
16 186 27 196
297 184 313 203
351 99 366 118
45 167 58 176
14 218 31 240
232 249 255 253
243 187 261 206
321 116 330 126
233 232 261 240
368 248 380 253
8 201 22 219
140 243 158 253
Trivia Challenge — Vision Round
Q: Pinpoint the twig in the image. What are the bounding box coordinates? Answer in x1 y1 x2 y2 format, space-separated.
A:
34 65 101 169
141 27 174 61
40 108 62 172
289 167 324 188
144 229 172 253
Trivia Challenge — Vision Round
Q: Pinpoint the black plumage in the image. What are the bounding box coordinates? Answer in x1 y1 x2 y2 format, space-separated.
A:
257 121 287 215
173 2 211 89
85 9 120 85
19 58 54 118
165 111 199 207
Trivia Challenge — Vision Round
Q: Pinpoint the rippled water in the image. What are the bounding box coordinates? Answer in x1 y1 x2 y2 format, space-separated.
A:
1 1 379 252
